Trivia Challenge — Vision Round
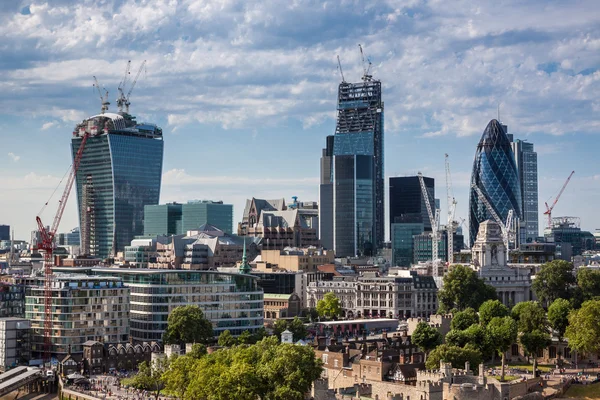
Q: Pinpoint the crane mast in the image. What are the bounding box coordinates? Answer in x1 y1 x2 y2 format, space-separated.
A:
471 184 513 260
418 172 440 275
445 154 458 264
36 130 90 365
543 171 575 228
125 60 146 113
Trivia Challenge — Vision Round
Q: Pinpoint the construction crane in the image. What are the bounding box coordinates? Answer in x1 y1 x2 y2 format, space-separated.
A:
116 60 132 113
543 171 575 228
358 44 372 81
471 184 514 260
36 130 90 366
445 154 458 264
124 60 146 114
418 172 441 274
337 55 346 83
93 76 110 114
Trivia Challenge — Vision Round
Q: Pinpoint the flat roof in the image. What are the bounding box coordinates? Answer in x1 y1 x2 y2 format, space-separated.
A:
316 318 399 326
263 293 292 300
0 368 41 391
54 266 254 278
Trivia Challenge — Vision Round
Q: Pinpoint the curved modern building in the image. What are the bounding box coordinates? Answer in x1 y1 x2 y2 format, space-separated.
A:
71 112 164 259
469 119 522 247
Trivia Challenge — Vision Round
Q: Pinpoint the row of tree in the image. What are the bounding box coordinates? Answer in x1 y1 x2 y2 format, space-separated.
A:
124 336 323 400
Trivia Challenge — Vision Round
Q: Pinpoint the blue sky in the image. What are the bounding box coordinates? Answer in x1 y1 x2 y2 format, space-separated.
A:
1 0 599 243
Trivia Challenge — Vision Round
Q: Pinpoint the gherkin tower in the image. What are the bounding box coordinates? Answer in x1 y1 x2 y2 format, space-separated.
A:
469 119 522 247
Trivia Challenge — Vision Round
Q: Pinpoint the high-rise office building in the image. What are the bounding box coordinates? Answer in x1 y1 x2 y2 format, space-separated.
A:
469 119 522 247
389 176 435 232
0 226 9 242
319 136 334 250
144 201 233 237
72 112 164 259
510 138 539 243
320 78 384 257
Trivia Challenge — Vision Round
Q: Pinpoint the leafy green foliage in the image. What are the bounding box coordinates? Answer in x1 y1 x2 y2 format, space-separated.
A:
163 305 214 345
237 330 253 345
183 336 323 400
162 354 199 399
438 265 497 312
547 298 572 341
273 317 308 342
425 344 482 372
218 329 237 347
411 322 442 359
450 308 479 331
122 358 168 400
186 343 207 359
565 300 600 355
445 329 469 347
511 301 547 333
316 292 342 319
520 330 551 376
532 260 576 305
577 268 600 301
479 300 509 327
487 316 518 381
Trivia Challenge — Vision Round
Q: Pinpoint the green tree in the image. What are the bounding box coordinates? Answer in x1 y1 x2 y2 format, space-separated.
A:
122 358 168 400
184 336 322 400
162 355 199 399
487 316 518 381
511 301 547 333
273 317 308 342
451 308 479 331
565 300 600 357
163 305 214 345
438 265 497 312
520 330 551 377
479 300 509 327
445 329 469 347
218 329 237 347
532 260 576 305
237 330 253 345
316 292 342 319
251 327 268 343
547 298 572 362
425 344 482 372
186 343 207 359
463 324 494 358
412 322 442 361
577 268 600 301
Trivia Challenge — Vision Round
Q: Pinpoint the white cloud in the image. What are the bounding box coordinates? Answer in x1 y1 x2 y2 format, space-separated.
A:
41 121 57 130
162 169 319 187
7 152 20 162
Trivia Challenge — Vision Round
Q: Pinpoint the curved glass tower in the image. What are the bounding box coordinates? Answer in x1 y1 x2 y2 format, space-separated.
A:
469 119 522 246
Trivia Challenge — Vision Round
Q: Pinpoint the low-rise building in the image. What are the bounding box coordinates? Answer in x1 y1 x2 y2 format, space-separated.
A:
306 271 438 319
263 293 302 322
0 317 30 371
254 248 334 272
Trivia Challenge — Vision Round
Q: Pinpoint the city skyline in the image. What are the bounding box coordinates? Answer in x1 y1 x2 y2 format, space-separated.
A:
1 1 600 242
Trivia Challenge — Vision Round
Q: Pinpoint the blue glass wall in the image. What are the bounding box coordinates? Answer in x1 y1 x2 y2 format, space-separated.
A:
73 133 163 259
469 119 522 246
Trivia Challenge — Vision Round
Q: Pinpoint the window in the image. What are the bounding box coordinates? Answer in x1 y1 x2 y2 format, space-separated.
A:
322 354 328 364
334 359 339 368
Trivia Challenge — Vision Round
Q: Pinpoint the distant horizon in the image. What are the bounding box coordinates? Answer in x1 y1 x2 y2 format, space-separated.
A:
1 1 599 242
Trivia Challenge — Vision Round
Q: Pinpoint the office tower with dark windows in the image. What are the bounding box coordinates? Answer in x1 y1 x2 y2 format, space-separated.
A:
510 138 539 243
389 176 435 232
469 119 522 247
72 112 164 259
321 77 384 257
0 226 9 242
319 135 334 250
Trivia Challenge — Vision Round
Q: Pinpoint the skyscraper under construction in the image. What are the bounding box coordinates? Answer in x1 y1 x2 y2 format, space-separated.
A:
71 112 163 259
320 73 384 257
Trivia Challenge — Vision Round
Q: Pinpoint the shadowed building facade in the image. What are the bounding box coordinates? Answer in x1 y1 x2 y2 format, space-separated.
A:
469 119 522 247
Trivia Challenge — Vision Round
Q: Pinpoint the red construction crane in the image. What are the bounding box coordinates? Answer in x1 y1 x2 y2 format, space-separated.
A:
36 130 90 366
543 170 575 228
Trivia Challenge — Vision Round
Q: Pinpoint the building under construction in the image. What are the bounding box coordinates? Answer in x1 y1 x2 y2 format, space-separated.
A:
320 76 384 257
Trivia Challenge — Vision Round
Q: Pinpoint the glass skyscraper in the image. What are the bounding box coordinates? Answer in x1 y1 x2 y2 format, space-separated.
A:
72 112 164 259
510 138 539 243
320 79 384 257
389 176 434 232
143 201 233 237
469 119 522 247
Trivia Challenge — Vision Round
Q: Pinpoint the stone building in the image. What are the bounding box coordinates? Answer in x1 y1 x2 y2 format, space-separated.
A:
263 293 302 323
471 220 532 307
254 248 334 273
307 271 438 319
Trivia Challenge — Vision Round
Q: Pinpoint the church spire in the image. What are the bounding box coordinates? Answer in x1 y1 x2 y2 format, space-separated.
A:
239 238 251 274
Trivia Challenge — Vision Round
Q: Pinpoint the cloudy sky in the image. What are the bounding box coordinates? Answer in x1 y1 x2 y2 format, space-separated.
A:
1 0 599 243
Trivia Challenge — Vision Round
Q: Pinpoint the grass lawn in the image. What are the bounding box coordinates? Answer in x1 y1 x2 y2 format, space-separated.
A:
565 382 600 399
499 375 521 382
506 363 554 373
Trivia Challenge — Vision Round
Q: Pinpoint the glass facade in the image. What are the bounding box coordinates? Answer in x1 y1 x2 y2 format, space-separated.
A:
330 80 384 257
67 268 264 341
72 113 164 259
144 203 182 237
469 119 522 247
181 201 233 234
511 139 539 242
391 223 424 267
389 176 434 232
